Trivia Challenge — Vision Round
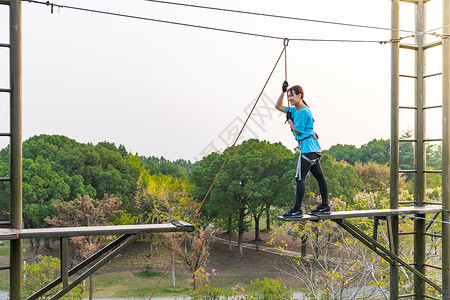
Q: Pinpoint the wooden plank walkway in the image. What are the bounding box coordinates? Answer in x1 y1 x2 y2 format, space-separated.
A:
0 222 194 240
279 205 443 222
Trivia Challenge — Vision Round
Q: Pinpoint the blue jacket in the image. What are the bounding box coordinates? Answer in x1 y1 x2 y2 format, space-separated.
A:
286 106 321 153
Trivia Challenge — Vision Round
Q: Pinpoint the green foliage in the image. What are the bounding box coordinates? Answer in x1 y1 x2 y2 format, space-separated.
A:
141 155 194 177
328 144 359 165
354 161 401 193
46 195 123 258
250 278 294 300
23 255 85 299
329 139 389 165
110 212 141 225
190 140 293 253
171 230 212 290
134 270 163 277
23 135 139 205
0 135 146 224
132 173 198 226
188 268 249 300
188 270 294 300
328 132 442 186
312 152 363 202
427 143 442 170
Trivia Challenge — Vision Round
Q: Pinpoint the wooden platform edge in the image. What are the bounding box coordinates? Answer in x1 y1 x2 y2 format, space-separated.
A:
278 205 443 222
0 222 195 240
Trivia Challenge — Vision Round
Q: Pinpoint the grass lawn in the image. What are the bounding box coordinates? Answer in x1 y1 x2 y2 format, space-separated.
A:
0 230 298 297
0 241 9 291
92 271 266 297
93 272 191 297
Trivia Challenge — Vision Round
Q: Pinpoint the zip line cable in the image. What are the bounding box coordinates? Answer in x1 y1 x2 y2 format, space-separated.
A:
25 0 394 43
141 0 417 35
399 212 450 225
148 42 288 300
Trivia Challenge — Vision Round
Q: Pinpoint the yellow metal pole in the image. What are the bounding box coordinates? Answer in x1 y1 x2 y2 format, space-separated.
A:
390 0 400 298
9 0 22 299
442 0 450 298
414 1 427 298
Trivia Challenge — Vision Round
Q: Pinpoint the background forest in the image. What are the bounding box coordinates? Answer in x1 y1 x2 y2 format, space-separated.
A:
0 134 443 298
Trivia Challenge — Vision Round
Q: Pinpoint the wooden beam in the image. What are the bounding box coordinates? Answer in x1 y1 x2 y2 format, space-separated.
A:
279 205 442 222
0 222 194 240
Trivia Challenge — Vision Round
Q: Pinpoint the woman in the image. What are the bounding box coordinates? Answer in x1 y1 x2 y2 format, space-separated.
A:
275 81 330 218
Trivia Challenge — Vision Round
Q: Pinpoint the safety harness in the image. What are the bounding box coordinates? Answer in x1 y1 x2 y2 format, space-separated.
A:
296 132 319 144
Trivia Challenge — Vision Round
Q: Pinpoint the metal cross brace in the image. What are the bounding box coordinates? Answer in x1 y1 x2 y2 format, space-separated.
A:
27 234 137 300
333 218 443 294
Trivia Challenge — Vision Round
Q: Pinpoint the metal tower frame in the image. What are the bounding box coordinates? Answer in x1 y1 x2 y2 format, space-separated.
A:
1 0 450 298
0 1 194 299
392 0 449 298
282 0 450 299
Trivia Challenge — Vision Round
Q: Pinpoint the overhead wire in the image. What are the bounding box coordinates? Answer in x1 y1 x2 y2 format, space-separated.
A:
22 0 450 295
148 42 289 299
24 0 395 44
141 0 418 35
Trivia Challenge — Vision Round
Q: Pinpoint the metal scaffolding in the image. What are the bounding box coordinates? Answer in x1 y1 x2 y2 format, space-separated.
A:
282 0 450 299
0 1 194 299
1 0 450 298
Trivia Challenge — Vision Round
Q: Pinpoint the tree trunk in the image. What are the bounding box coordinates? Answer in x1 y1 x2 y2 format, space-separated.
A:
266 204 271 231
238 207 245 257
301 235 307 258
89 274 93 300
228 217 232 251
149 233 153 256
44 238 51 251
254 215 261 242
33 238 41 258
171 250 176 287
238 232 243 257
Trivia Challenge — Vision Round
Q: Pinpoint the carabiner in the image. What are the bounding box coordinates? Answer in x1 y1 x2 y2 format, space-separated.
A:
283 38 289 47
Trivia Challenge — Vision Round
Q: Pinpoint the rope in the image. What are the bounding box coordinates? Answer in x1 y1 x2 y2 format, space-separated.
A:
148 43 287 299
284 38 290 112
399 212 450 225
142 0 417 34
24 0 392 44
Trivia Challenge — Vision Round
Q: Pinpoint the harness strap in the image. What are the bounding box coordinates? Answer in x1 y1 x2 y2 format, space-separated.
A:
301 154 319 166
296 132 319 143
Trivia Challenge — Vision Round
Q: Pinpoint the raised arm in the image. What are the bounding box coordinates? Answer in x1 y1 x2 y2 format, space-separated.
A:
275 81 289 113
275 92 287 113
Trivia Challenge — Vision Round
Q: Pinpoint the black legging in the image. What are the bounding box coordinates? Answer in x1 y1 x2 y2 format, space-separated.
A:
295 152 328 209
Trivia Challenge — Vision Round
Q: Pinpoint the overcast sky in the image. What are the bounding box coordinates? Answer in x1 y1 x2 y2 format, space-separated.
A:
0 0 445 161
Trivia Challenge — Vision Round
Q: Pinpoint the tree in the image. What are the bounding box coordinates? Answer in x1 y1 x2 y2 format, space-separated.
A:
45 195 123 299
328 144 359 165
140 155 194 177
191 140 293 256
308 152 364 205
170 230 212 290
20 135 140 207
271 196 389 300
133 173 198 286
358 139 390 165
328 139 390 165
23 255 85 299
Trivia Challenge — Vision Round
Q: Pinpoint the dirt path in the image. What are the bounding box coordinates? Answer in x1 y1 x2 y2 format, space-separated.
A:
209 227 304 258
